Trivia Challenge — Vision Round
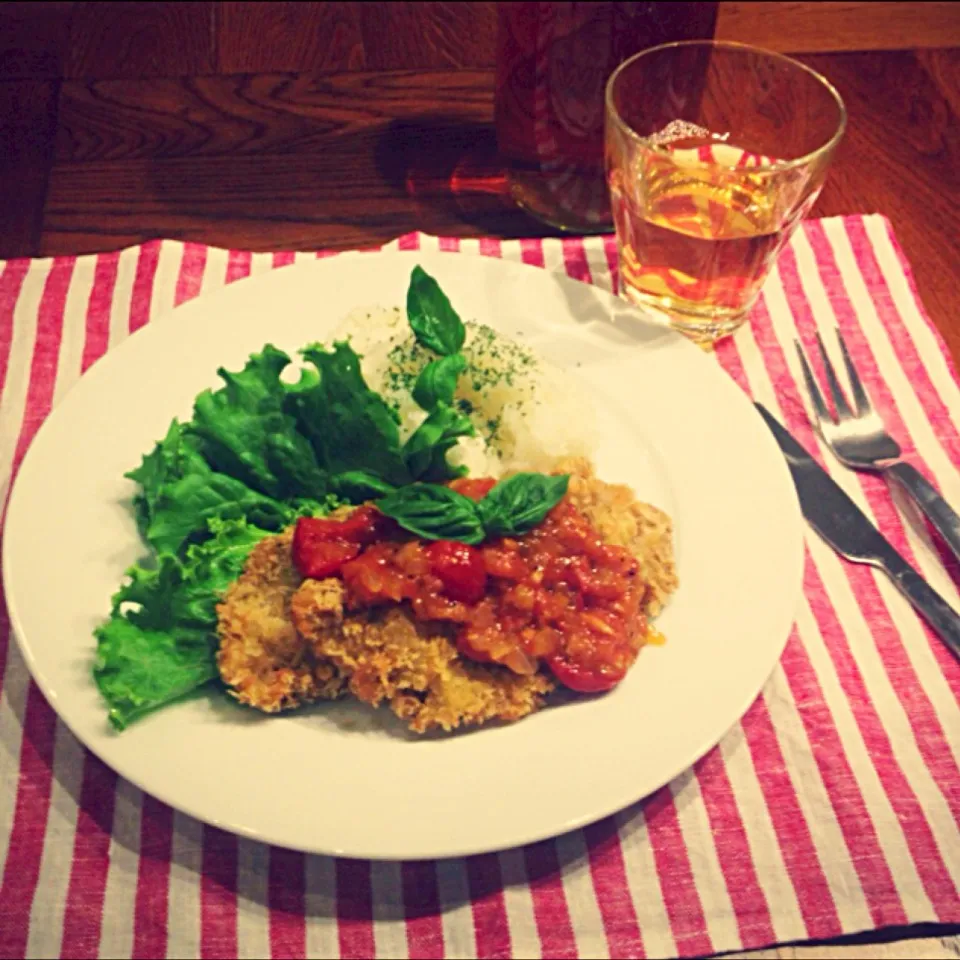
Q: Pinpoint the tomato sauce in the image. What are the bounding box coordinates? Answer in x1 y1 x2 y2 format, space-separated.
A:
291 482 649 692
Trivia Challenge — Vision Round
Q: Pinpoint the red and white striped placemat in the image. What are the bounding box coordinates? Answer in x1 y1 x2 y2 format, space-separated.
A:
1 215 959 960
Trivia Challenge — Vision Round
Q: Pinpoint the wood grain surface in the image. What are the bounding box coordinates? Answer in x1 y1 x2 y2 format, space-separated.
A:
715 2 960 53
800 49 960 363
1 5 960 958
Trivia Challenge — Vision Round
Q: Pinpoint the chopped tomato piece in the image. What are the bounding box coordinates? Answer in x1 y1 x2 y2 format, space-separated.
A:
342 546 415 604
394 541 430 576
295 506 390 547
411 590 471 622
457 624 538 674
427 540 487 604
482 545 529 580
503 582 537 613
569 557 629 601
524 626 562 658
292 527 360 579
449 476 497 501
339 505 396 543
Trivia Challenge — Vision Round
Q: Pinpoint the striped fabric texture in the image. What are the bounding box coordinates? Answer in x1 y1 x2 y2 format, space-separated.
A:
0 217 958 960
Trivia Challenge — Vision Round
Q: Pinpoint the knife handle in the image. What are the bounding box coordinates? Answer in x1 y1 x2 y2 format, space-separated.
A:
886 462 960 569
879 547 960 661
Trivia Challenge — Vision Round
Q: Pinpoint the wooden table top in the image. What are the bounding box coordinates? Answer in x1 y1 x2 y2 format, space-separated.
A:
1 4 959 958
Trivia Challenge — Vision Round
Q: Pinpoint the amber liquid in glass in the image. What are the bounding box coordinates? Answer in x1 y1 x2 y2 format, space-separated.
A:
610 135 788 335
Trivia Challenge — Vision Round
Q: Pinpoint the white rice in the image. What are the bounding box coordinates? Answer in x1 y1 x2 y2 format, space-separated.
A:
332 306 595 478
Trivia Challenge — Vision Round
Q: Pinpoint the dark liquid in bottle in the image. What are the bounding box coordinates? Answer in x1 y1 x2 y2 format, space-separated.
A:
495 2 718 232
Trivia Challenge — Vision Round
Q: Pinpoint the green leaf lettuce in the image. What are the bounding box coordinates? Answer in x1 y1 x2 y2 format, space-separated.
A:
126 419 299 557
191 345 327 499
93 517 275 730
288 342 411 487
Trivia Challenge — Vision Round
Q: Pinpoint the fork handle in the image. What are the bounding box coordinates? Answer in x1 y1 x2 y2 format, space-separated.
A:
886 462 960 568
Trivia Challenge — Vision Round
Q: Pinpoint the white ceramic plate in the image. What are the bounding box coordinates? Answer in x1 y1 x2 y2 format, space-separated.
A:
3 251 803 860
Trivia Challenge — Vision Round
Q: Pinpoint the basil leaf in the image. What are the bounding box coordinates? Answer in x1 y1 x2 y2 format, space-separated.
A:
403 403 474 482
407 266 465 356
477 473 570 537
332 470 397 501
376 484 484 545
412 354 467 411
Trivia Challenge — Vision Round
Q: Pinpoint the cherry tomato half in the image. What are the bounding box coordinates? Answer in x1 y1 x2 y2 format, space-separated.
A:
546 651 627 693
297 505 390 546
291 507 391 579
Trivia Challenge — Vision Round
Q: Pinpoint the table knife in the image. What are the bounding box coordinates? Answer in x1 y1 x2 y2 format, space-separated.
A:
755 402 960 660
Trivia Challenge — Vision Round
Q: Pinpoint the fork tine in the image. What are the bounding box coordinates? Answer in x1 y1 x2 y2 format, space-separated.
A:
835 327 872 416
815 330 854 420
795 339 833 427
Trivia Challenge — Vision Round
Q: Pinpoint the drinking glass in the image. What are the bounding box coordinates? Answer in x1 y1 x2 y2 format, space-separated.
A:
605 41 846 344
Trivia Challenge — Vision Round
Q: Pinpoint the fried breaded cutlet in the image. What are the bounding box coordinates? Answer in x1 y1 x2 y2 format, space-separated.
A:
216 530 552 731
216 529 346 712
290 579 553 733
216 459 675 732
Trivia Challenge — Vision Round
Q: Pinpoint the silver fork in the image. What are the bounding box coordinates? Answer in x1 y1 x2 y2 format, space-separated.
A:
795 328 960 568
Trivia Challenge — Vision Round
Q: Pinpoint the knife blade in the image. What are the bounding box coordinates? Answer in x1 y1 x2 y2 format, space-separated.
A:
756 402 960 661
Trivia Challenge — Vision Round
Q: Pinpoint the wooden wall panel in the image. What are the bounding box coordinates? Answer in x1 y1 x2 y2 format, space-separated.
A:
64 2 216 79
216 2 365 74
